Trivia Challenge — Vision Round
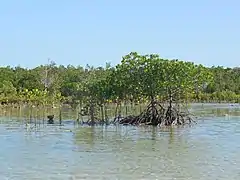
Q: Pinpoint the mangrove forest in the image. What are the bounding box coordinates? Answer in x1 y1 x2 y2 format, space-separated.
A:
0 52 239 126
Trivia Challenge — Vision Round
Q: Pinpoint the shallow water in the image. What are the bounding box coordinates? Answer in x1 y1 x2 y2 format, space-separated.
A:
0 104 240 179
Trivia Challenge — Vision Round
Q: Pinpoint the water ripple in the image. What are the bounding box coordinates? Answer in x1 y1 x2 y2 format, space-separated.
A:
0 106 240 179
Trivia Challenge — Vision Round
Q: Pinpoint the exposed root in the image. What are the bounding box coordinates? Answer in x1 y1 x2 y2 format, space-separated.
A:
117 101 196 126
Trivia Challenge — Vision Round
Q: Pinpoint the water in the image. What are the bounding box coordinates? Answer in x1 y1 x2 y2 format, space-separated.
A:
0 104 240 179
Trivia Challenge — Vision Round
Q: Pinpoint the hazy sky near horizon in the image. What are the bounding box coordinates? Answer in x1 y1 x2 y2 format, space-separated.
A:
0 0 239 68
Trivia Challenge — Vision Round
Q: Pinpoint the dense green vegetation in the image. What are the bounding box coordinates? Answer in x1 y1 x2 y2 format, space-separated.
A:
0 52 239 125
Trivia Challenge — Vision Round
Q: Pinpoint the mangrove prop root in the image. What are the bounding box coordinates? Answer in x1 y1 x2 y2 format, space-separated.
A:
117 101 196 126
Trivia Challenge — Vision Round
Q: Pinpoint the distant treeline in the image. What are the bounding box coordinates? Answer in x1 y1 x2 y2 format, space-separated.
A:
0 52 239 106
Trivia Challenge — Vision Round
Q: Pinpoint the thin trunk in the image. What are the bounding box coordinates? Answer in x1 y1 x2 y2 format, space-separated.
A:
114 102 119 118
89 99 95 124
150 94 155 124
119 102 122 118
169 89 173 122
125 101 128 116
104 103 108 124
59 109 62 125
101 103 104 122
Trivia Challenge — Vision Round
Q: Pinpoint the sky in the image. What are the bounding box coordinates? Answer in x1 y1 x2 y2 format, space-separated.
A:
0 0 239 68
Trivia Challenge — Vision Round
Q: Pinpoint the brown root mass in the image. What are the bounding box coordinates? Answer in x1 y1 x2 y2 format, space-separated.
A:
115 101 196 126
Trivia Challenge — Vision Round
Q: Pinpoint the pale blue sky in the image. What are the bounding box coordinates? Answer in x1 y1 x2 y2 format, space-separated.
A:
0 0 239 68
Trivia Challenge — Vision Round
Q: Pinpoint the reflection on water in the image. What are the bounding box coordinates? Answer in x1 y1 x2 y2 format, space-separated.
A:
190 103 240 117
0 104 239 179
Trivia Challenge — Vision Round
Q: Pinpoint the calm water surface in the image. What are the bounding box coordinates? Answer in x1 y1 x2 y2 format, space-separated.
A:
0 104 240 180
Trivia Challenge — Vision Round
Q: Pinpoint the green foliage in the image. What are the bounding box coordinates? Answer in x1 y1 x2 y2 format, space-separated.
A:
0 53 239 105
